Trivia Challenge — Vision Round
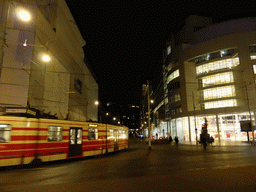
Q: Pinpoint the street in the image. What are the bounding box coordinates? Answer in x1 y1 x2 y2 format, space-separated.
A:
1 139 256 192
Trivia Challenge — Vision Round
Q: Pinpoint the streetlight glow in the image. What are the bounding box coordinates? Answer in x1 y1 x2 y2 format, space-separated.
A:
113 117 116 120
17 9 31 22
95 101 99 105
42 54 50 62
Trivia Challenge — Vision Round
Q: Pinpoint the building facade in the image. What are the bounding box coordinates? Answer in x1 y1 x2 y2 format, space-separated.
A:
162 16 256 142
0 0 98 121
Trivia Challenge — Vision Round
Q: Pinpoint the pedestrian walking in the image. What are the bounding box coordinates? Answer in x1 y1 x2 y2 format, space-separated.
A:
174 136 179 144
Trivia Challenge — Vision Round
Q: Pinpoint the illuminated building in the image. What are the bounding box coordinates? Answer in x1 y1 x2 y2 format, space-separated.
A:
161 16 256 142
0 0 98 121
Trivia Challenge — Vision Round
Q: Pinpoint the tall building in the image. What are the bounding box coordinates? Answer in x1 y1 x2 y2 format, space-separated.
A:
161 16 256 142
0 0 98 121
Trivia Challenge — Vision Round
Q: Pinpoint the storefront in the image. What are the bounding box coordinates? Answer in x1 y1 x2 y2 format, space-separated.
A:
166 112 255 142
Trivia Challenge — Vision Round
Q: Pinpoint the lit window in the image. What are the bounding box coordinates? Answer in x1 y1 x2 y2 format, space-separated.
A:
167 45 171 55
167 69 179 84
251 55 256 60
77 129 82 144
205 99 237 109
220 50 227 57
253 65 256 74
196 57 239 75
48 126 63 142
202 72 234 87
88 128 98 140
203 85 236 100
0 124 11 143
109 129 114 137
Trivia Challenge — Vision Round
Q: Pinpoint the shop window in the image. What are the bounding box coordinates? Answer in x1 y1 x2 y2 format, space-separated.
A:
88 128 98 140
0 124 11 143
48 126 63 142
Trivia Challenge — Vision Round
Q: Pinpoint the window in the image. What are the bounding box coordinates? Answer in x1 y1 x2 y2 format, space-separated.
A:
167 69 179 84
251 56 256 60
203 85 236 100
202 72 234 87
174 93 181 101
0 124 11 143
205 99 237 109
77 129 82 144
167 45 171 55
253 65 256 74
48 126 63 142
193 49 236 64
88 128 98 140
196 57 239 75
74 78 82 94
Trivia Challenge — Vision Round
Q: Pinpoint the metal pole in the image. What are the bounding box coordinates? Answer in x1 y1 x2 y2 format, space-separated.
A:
0 0 10 77
192 91 198 144
147 80 151 149
245 82 254 144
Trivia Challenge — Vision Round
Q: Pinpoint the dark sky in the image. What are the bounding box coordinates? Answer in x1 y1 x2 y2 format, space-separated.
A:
65 0 255 107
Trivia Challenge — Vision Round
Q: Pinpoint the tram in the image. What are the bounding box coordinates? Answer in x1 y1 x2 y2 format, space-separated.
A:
0 114 129 167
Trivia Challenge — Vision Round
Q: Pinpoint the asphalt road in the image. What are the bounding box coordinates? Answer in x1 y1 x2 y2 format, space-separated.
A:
1 139 256 192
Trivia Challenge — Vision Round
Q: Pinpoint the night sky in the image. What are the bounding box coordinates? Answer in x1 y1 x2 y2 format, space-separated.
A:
65 0 255 107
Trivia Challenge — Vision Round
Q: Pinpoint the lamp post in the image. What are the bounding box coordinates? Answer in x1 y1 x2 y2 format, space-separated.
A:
147 80 152 149
192 91 198 144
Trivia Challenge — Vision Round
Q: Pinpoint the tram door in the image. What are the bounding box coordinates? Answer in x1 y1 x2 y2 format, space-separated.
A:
114 130 118 150
68 127 83 157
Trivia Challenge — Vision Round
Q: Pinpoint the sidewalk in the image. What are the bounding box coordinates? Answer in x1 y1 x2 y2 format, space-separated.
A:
179 140 254 146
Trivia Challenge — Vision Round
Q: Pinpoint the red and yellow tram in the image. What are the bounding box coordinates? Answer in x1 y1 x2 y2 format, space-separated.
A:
0 116 129 167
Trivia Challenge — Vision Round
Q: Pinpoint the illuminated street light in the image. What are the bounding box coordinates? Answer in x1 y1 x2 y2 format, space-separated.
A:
17 9 31 22
23 39 27 47
151 100 154 104
95 101 99 105
106 113 109 116
42 54 50 62
113 117 116 120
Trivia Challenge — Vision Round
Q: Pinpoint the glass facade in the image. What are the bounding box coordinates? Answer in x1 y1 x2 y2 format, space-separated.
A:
203 85 236 100
202 72 234 87
196 57 239 75
166 113 255 142
205 99 237 109
167 69 179 84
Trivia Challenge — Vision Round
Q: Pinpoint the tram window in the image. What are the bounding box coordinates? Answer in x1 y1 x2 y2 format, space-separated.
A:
77 129 82 144
0 124 11 143
70 129 75 144
109 129 114 137
88 128 98 140
48 126 63 142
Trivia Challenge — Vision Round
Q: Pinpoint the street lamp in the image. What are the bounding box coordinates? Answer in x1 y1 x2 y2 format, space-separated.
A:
147 80 152 149
42 54 51 62
16 8 31 22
